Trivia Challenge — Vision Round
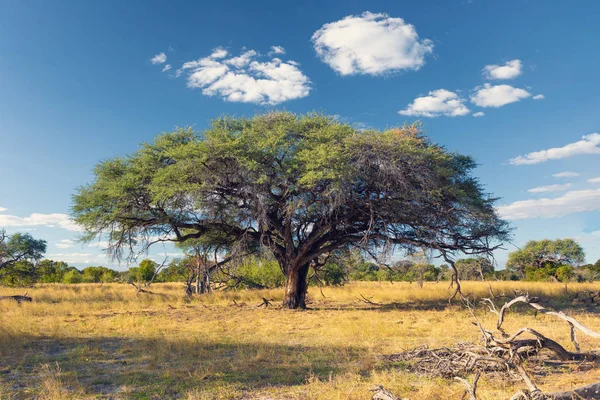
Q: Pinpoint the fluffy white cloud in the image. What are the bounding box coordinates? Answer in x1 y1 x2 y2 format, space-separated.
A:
312 12 433 76
270 46 285 55
0 206 6 212
472 112 485 117
177 48 311 105
510 133 600 165
470 84 531 107
553 171 580 178
398 89 470 117
527 183 571 193
0 213 82 231
151 52 167 65
483 59 522 80
588 177 600 183
533 94 545 100
497 188 600 220
162 64 171 72
56 239 74 249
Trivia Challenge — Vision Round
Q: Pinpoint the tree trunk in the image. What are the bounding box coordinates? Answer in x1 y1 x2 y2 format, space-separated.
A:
283 263 309 309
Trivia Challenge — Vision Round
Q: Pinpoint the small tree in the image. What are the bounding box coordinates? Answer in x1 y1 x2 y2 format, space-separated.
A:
0 230 46 272
507 239 584 281
455 258 494 281
63 269 83 284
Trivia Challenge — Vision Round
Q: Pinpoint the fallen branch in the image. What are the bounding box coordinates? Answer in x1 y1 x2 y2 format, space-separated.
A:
370 385 400 400
454 371 481 400
0 294 32 303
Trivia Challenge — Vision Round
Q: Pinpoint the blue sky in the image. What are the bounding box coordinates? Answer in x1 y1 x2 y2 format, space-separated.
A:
1 0 599 269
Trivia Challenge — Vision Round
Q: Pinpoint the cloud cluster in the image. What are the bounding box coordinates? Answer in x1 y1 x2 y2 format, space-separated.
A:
470 84 531 108
398 89 470 117
527 183 571 193
177 48 311 105
0 213 82 232
483 59 522 80
510 133 600 165
56 239 74 249
589 177 600 183
312 12 433 76
497 188 600 220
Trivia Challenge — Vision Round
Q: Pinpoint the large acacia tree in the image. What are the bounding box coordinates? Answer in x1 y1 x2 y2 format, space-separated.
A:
73 112 509 308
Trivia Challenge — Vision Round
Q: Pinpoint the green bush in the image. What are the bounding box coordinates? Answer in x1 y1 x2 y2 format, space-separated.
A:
62 269 83 284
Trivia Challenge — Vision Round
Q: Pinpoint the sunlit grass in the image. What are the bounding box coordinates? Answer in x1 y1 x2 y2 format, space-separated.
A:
1 281 599 399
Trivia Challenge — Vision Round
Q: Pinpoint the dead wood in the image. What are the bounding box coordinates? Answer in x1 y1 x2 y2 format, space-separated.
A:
455 371 481 400
0 294 32 303
384 293 600 399
370 385 400 400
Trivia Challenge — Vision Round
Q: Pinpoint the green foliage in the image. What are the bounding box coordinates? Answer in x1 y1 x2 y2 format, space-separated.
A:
157 258 188 282
62 269 83 284
556 265 575 282
225 257 285 289
507 239 585 281
72 112 509 295
317 263 348 286
0 231 46 271
37 259 73 283
0 260 37 287
82 266 117 283
136 259 157 282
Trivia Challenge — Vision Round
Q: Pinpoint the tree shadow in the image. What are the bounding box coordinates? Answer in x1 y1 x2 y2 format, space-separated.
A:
1 334 369 398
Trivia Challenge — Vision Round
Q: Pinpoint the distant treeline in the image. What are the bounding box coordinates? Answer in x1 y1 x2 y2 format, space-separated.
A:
1 232 599 288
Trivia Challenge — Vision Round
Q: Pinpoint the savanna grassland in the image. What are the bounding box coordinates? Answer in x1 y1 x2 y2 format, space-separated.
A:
1 282 600 399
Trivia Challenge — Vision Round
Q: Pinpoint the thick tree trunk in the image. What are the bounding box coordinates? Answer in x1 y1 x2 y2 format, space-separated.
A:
283 263 309 309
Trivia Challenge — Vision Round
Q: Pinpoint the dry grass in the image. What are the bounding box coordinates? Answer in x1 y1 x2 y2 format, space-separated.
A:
1 281 600 399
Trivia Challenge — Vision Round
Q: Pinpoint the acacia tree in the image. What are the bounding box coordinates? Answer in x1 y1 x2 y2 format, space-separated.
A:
506 239 584 279
72 112 509 309
0 230 46 271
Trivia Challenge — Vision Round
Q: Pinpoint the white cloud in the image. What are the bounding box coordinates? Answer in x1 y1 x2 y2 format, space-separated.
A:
177 47 311 105
483 59 523 80
553 171 580 178
497 188 600 220
56 239 74 249
270 46 286 55
588 177 600 183
87 241 110 249
46 253 105 265
0 206 6 212
162 64 171 72
533 94 545 100
0 213 82 231
151 52 167 65
510 133 600 165
472 112 485 117
312 11 433 76
398 89 470 117
470 84 531 107
527 183 571 193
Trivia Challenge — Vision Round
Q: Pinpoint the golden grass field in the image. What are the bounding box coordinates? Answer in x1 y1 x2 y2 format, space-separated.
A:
1 281 600 399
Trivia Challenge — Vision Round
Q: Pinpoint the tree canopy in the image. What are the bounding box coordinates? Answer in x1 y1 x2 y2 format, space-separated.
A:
73 112 509 308
506 238 585 280
0 230 46 271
